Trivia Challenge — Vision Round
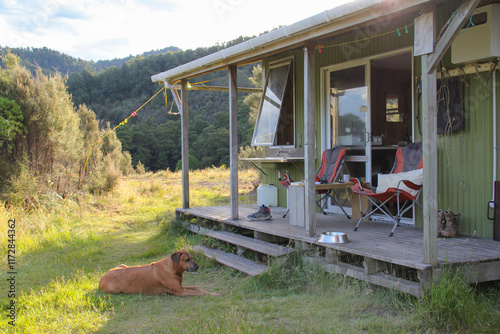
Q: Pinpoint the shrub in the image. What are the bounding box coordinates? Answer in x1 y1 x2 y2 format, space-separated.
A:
238 145 263 169
85 155 122 194
175 154 199 171
120 151 134 176
103 162 121 193
136 160 146 174
2 161 41 209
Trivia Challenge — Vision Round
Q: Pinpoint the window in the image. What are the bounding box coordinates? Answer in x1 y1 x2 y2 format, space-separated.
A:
252 60 294 146
385 95 403 122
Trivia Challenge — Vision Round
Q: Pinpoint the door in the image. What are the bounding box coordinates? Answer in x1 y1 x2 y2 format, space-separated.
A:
323 62 372 215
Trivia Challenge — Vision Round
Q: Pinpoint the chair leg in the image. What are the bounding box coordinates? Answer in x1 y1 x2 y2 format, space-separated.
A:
388 217 400 237
330 191 351 219
353 203 371 231
321 199 328 215
283 208 290 218
353 218 362 231
316 193 328 215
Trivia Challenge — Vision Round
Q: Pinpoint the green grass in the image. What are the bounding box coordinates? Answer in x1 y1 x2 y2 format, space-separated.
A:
0 167 498 333
414 266 500 332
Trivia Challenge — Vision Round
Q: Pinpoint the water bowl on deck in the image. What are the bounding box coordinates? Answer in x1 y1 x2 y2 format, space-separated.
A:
317 232 350 244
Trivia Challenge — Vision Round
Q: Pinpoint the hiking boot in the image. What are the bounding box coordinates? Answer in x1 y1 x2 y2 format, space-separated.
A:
441 211 460 238
247 205 272 221
437 209 446 237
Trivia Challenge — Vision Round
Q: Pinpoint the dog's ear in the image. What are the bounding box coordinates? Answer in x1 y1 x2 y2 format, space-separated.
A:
171 251 182 265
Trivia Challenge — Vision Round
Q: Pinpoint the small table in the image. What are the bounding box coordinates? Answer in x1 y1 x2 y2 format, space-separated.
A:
288 182 369 227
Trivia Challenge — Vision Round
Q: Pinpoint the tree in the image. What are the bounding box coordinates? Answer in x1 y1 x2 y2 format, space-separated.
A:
0 97 24 153
243 64 263 124
0 52 131 199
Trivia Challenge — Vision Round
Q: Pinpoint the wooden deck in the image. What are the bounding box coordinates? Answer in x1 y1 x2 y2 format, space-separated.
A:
176 204 500 296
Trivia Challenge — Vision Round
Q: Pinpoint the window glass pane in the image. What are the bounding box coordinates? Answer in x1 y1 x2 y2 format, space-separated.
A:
252 63 290 145
386 96 403 122
330 66 367 148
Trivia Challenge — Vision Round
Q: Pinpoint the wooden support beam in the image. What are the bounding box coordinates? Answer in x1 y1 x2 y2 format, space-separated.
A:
304 42 316 237
229 65 239 220
325 249 340 264
181 79 189 209
322 262 423 297
427 0 481 73
418 1 480 265
170 88 182 113
165 83 261 93
363 257 387 275
415 8 439 265
421 53 438 266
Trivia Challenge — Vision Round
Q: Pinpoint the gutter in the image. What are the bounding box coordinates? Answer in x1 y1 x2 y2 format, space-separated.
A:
151 0 433 84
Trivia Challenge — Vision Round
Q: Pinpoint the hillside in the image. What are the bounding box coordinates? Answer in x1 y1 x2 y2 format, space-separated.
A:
1 37 261 172
0 45 180 75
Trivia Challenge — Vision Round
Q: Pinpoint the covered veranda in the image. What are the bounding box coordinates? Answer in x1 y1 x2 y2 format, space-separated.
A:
151 0 500 292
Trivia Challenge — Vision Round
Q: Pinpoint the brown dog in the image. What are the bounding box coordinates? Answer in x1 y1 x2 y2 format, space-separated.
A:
99 249 221 296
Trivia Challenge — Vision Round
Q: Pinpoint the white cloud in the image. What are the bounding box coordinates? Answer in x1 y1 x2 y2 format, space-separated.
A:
0 0 353 61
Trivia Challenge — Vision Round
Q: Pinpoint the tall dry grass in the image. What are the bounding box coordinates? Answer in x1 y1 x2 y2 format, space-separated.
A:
0 166 498 333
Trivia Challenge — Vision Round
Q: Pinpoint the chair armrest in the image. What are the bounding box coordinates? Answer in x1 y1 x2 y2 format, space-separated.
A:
397 179 423 191
350 178 363 191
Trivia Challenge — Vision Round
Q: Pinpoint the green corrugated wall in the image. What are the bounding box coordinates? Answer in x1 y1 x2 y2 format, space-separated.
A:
432 71 498 238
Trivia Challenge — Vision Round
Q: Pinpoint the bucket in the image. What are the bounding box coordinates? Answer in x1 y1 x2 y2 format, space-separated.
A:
257 184 278 207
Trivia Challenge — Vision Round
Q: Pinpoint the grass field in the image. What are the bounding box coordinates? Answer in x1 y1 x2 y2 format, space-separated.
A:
1 167 499 333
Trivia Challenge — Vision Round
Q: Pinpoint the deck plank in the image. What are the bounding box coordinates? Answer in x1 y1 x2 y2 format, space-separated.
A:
193 245 268 276
178 205 500 271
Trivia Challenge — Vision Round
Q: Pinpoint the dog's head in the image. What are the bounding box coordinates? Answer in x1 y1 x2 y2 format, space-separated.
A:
170 249 199 273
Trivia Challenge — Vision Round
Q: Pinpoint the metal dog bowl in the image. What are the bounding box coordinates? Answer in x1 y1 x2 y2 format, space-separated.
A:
318 232 350 244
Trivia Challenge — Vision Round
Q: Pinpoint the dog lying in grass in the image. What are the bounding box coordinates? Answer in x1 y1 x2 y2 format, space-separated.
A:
99 249 221 297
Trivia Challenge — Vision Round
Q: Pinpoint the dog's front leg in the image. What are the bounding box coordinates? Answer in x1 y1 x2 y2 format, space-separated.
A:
183 286 203 291
173 287 221 297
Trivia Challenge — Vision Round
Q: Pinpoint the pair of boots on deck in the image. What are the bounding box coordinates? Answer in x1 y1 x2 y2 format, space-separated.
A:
437 210 460 238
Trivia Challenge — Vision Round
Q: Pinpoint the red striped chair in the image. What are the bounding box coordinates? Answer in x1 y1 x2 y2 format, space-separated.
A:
350 142 423 237
315 145 350 218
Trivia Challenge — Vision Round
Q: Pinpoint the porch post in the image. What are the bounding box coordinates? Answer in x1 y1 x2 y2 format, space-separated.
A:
229 65 239 219
416 7 438 266
304 42 316 237
417 0 480 266
421 54 438 266
181 78 189 209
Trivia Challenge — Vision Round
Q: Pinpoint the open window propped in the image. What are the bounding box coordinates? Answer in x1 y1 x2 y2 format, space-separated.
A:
252 59 294 146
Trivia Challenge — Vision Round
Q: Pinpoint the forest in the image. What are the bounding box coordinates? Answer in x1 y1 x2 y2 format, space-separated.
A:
0 37 262 202
1 37 261 172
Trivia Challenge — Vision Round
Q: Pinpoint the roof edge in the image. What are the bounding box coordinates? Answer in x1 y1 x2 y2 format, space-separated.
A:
151 0 432 83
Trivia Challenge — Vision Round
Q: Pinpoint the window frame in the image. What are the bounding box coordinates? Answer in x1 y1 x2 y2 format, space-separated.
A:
251 57 295 147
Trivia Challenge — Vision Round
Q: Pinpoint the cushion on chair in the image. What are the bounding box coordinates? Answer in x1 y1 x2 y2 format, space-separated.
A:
376 168 423 196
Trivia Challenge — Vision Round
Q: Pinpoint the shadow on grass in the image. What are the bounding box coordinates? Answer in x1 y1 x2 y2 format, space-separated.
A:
0 213 220 332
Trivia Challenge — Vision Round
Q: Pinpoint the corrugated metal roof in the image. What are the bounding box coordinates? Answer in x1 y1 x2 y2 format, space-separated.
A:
151 0 433 83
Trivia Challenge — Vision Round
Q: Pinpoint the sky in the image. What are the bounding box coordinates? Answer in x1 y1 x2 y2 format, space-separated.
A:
0 0 354 62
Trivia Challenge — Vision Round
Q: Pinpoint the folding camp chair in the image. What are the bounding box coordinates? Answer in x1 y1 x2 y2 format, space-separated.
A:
315 145 351 219
278 170 293 218
350 142 423 237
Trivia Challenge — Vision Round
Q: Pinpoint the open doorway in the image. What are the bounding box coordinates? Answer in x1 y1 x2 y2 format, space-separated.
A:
322 50 415 224
370 53 413 184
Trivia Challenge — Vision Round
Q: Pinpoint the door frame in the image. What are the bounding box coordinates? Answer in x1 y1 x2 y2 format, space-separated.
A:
319 47 415 222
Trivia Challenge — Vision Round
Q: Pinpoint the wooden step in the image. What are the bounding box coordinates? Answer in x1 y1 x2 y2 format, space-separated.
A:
193 245 268 276
186 223 293 257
